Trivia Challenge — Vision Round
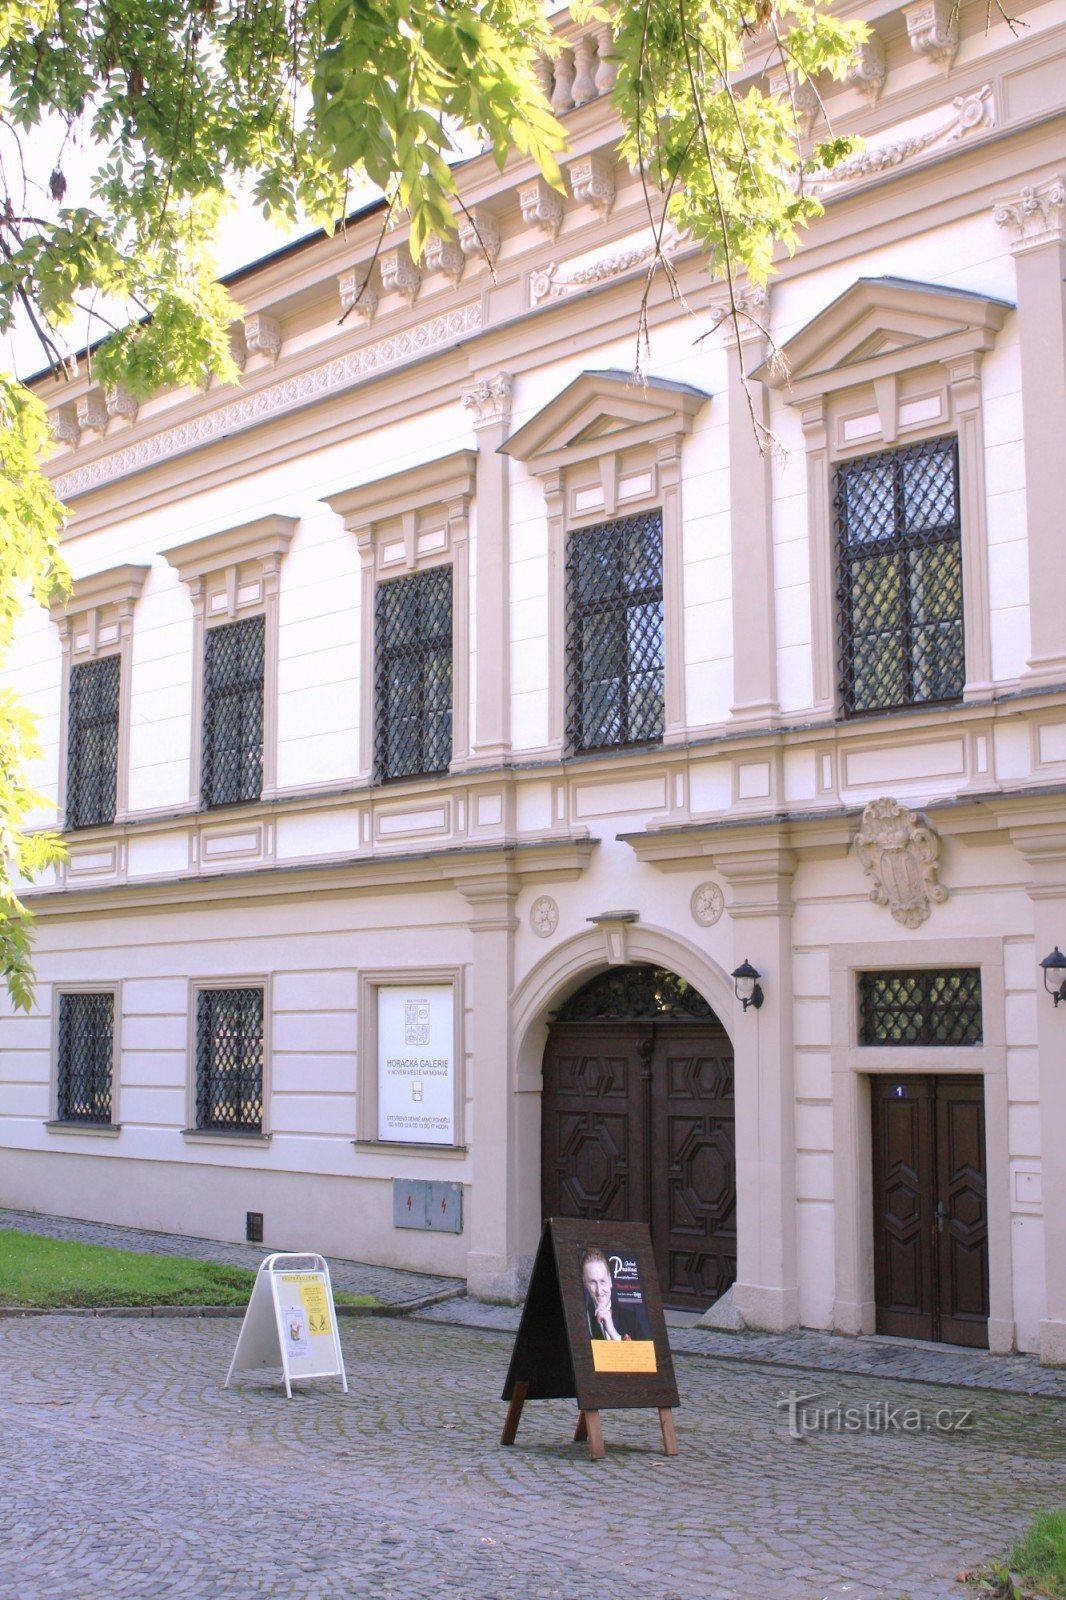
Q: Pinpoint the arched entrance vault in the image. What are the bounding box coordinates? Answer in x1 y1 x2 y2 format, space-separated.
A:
510 924 738 1313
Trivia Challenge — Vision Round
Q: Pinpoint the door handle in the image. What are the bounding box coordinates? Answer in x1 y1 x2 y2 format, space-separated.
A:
935 1200 946 1235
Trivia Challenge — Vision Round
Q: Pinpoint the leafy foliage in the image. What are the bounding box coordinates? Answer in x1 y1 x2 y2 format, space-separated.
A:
0 0 863 1007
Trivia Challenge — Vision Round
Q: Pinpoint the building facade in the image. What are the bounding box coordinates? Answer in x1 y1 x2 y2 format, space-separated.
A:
3 0 1065 1362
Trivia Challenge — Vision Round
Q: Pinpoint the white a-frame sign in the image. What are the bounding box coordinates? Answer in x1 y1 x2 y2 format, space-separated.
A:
225 1253 349 1398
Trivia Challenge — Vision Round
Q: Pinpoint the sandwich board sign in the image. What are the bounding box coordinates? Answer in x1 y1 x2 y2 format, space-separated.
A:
500 1219 679 1459
224 1253 348 1398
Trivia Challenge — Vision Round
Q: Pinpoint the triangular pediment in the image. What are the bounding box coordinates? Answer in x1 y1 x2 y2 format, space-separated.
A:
501 369 709 467
754 277 1012 398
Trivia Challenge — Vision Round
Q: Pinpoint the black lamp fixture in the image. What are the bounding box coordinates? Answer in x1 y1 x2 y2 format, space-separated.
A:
731 959 764 1012
1040 947 1066 1008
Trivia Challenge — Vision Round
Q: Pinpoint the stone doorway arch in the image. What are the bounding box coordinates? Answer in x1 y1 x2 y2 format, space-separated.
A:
541 964 736 1312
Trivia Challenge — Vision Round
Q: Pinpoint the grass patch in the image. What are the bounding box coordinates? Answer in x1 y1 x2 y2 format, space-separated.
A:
967 1510 1066 1599
0 1230 375 1310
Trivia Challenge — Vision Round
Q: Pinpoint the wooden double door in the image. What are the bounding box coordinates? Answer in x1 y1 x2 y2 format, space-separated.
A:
541 1018 736 1311
871 1075 989 1348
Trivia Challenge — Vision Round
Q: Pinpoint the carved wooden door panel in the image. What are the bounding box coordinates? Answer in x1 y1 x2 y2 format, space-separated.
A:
871 1075 988 1348
541 1025 648 1229
650 1022 737 1309
542 1016 736 1311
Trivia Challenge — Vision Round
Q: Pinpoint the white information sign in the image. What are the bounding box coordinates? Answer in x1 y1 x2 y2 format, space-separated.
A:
377 983 455 1145
224 1253 348 1398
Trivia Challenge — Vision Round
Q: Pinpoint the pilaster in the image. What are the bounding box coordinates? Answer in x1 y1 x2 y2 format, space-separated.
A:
724 292 778 730
994 179 1066 689
458 872 522 1301
716 843 799 1332
1010 823 1066 1366
462 373 514 764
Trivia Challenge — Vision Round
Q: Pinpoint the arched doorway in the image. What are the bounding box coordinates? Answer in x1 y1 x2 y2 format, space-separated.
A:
541 965 736 1312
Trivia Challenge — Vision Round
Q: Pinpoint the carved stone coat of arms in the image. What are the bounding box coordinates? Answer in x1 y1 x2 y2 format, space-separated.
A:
853 797 948 929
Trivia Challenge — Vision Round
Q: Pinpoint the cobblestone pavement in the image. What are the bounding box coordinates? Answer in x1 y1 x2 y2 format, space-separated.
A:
0 1207 463 1306
1 1314 1062 1600
415 1301 1066 1400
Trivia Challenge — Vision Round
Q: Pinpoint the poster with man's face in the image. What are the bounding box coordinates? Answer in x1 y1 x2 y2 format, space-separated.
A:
579 1245 656 1372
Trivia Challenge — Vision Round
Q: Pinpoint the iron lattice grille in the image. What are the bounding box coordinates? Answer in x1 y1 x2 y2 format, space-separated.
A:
201 615 265 808
566 510 665 754
835 437 964 715
554 966 714 1022
858 969 983 1046
195 988 264 1131
66 655 120 829
375 565 453 781
56 992 114 1124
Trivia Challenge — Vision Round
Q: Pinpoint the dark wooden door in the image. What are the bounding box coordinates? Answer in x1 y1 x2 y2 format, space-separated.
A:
542 1019 736 1311
871 1075 989 1348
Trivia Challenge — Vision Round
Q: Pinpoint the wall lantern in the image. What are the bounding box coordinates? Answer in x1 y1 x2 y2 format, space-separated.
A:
1039 947 1066 1007
731 959 764 1012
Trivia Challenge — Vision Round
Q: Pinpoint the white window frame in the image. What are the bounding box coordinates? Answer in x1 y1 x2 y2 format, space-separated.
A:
183 975 272 1144
47 981 122 1135
163 516 296 806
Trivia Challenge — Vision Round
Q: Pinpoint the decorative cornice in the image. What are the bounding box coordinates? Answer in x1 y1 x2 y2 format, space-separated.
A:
458 206 501 266
993 177 1066 255
424 233 466 287
380 245 421 303
323 449 478 533
244 312 282 363
569 152 616 219
461 372 514 431
903 0 958 73
518 176 564 239
162 514 297 585
49 401 80 447
104 385 139 424
339 270 378 324
49 562 150 623
845 35 886 103
76 388 108 436
51 302 482 502
766 66 819 139
803 85 993 198
710 287 770 348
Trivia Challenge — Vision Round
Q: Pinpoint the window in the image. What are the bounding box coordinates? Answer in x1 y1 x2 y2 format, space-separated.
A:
194 988 264 1131
375 566 453 780
201 615 265 807
566 509 665 753
835 438 964 715
56 992 114 1124
66 656 120 828
858 969 982 1046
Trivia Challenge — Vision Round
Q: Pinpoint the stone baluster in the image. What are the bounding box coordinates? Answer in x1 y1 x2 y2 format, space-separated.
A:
571 36 597 105
595 26 617 95
551 48 575 114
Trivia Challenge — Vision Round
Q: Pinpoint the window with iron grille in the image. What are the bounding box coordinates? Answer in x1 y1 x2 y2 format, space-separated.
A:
566 509 664 754
66 656 120 829
858 969 983 1046
194 988 264 1132
835 437 964 716
56 992 114 1124
375 565 452 781
201 615 265 808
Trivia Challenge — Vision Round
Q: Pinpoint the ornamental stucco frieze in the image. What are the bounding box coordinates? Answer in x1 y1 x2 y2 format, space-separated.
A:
853 797 948 929
804 85 992 197
528 219 689 307
51 302 483 501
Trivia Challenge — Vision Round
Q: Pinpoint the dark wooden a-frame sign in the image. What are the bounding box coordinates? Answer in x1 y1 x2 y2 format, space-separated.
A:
501 1218 680 1460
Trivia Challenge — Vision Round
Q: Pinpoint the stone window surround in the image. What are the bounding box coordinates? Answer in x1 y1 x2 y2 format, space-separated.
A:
355 966 467 1153
163 515 296 808
50 565 149 829
45 981 123 1137
182 975 273 1145
828 937 1012 1354
323 450 477 783
501 371 707 756
755 279 1011 720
